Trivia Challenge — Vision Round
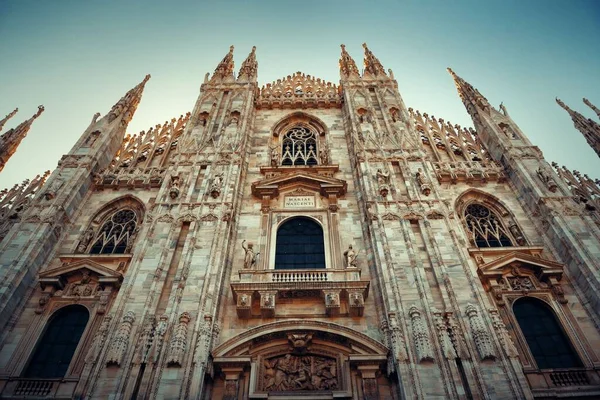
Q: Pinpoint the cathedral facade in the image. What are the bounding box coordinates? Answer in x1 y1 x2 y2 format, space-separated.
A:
0 44 600 399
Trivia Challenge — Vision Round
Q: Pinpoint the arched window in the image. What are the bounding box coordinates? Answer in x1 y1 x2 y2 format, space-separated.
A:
275 217 325 270
23 305 89 378
89 208 138 254
464 203 513 248
513 298 581 369
281 126 318 166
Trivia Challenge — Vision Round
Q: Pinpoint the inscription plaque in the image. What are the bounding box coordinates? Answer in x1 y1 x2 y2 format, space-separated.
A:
284 196 315 208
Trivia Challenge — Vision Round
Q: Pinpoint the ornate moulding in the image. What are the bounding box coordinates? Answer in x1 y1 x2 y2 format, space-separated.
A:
252 170 346 199
252 170 347 214
231 276 369 319
432 161 506 184
212 320 387 399
255 72 342 110
470 249 566 305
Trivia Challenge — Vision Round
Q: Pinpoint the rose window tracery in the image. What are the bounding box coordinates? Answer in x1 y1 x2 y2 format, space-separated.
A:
281 126 318 166
89 209 138 254
464 203 513 248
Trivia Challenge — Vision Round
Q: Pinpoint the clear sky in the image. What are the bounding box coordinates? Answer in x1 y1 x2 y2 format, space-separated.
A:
1 0 599 189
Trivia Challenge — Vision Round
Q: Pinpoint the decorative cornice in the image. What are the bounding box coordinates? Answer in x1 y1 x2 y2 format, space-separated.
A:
256 71 341 109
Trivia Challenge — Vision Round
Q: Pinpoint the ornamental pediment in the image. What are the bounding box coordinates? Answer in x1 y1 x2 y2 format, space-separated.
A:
476 251 563 281
39 259 123 289
251 171 347 198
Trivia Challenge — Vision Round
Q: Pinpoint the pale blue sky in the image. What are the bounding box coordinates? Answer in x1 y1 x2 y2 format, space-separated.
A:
1 0 599 189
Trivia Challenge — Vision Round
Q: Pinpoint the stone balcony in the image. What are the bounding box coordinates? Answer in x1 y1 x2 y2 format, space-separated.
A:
525 368 600 398
0 378 78 399
231 267 369 319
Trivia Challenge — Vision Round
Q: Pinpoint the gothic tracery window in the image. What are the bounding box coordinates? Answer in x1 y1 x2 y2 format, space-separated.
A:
464 203 513 248
89 208 138 254
275 217 325 269
513 298 581 369
23 305 89 378
281 126 318 166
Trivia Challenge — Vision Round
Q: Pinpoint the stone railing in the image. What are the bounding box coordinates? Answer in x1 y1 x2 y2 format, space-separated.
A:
0 378 73 398
93 167 166 189
232 267 370 318
14 379 55 396
548 369 591 387
239 267 361 284
432 161 506 184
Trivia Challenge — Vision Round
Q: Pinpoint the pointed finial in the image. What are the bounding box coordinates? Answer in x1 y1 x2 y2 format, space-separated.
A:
238 45 258 81
556 98 569 110
339 44 360 79
0 105 45 173
557 98 600 158
447 67 491 111
0 108 19 132
583 98 600 119
107 74 151 125
211 45 236 82
362 43 387 77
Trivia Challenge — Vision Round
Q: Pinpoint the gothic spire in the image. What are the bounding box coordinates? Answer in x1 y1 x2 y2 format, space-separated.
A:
0 105 44 173
0 108 18 133
362 43 387 77
107 74 151 126
339 44 360 79
556 98 600 158
237 46 258 81
211 45 235 82
583 98 600 120
447 68 492 113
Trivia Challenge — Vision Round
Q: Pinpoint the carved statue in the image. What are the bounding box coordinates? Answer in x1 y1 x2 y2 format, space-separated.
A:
343 245 358 268
169 175 180 199
319 145 330 165
76 227 95 253
242 240 259 269
125 226 140 253
44 177 64 200
416 168 432 196
536 167 558 193
210 173 223 198
69 270 94 296
270 145 280 167
376 168 390 185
